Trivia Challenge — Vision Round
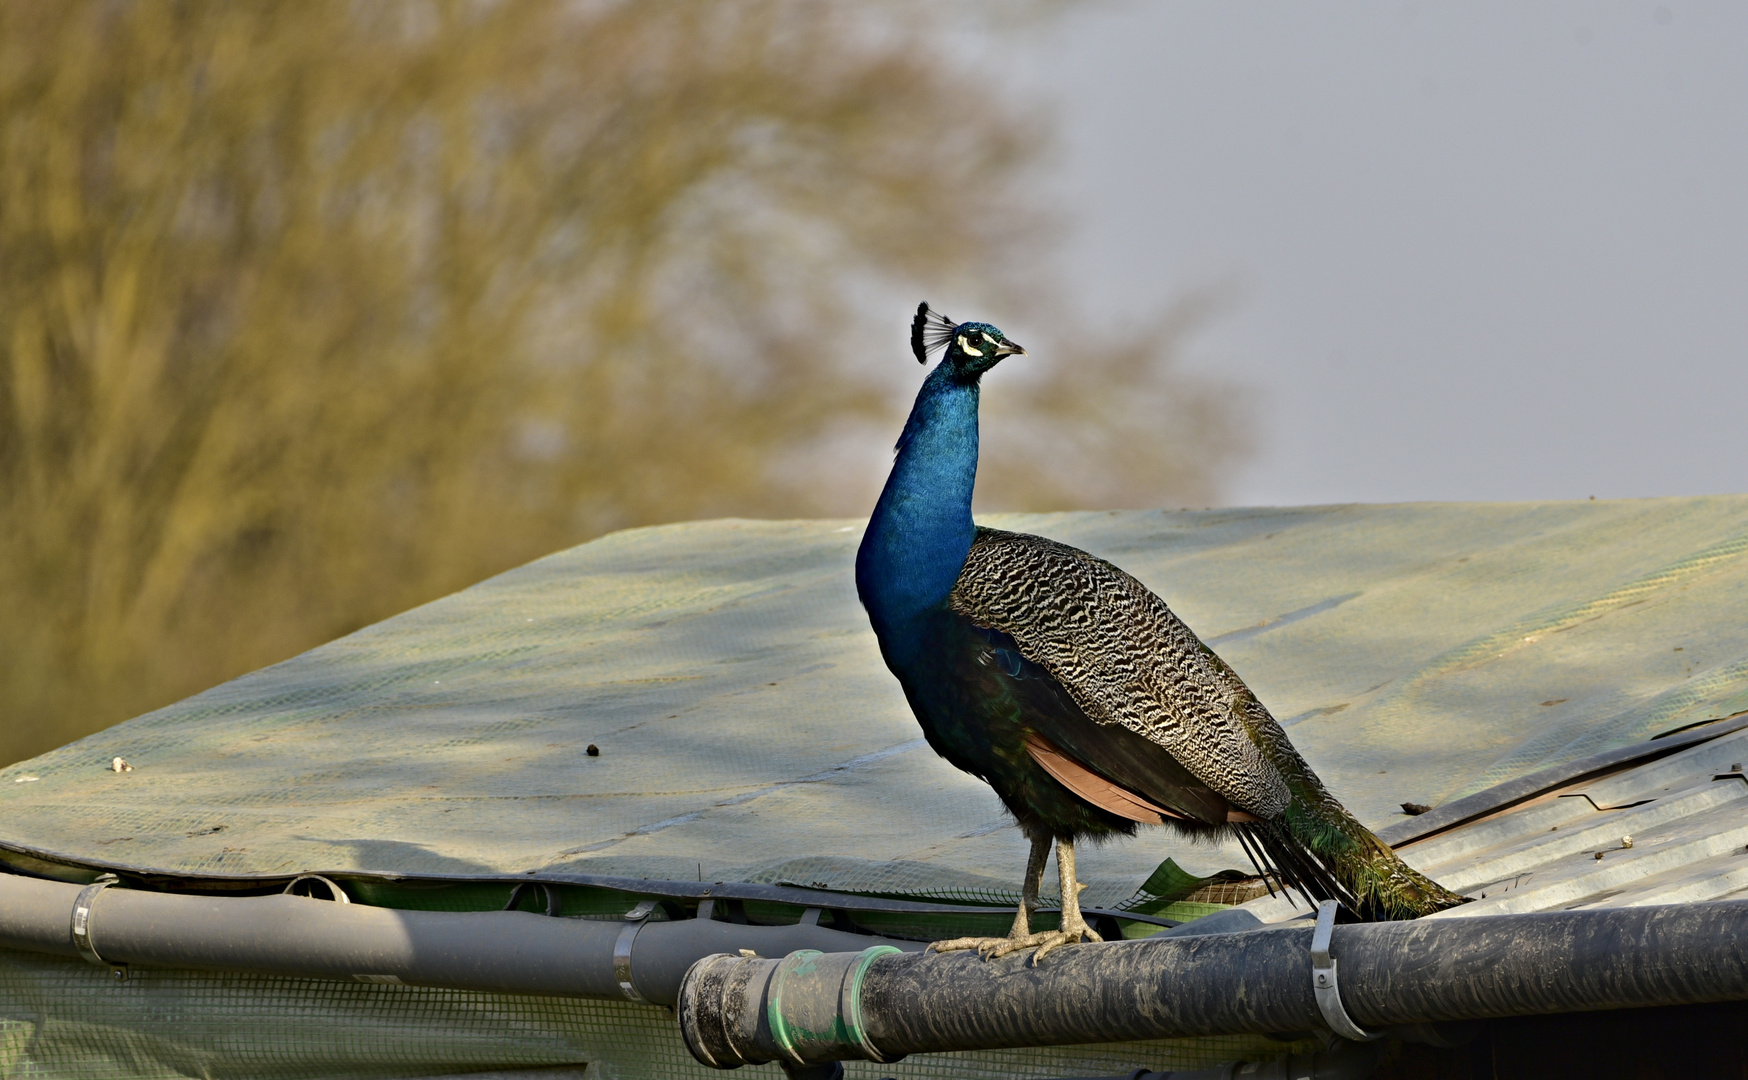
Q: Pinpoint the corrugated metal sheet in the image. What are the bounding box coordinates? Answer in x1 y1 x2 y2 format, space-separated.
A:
1240 717 1748 924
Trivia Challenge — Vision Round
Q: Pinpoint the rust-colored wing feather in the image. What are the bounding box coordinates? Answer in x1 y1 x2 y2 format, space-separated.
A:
1023 733 1184 824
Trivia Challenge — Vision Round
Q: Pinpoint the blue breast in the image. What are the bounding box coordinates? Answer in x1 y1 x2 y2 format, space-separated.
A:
855 367 981 660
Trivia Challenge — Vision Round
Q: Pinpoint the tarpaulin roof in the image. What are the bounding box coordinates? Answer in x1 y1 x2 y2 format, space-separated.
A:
7 496 1748 907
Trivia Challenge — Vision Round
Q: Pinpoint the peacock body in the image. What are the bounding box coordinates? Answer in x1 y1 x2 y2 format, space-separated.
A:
856 304 1465 959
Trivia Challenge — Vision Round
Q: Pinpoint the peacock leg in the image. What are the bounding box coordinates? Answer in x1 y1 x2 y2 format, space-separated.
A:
929 831 1051 957
931 834 1103 962
1030 836 1103 963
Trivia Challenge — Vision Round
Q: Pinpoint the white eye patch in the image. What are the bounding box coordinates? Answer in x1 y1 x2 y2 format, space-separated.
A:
981 331 997 345
957 334 983 357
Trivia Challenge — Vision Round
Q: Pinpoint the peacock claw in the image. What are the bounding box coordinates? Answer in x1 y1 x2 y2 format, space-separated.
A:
1028 922 1102 964
926 935 1004 957
929 922 1102 963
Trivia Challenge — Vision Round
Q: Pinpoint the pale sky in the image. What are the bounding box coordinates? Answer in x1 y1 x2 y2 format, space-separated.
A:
1021 1 1748 507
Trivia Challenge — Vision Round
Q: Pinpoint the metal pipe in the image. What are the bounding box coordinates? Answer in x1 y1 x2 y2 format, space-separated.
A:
679 898 1748 1067
0 871 918 1006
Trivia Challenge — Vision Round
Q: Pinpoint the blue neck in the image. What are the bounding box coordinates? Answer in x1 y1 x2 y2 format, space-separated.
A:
857 367 980 641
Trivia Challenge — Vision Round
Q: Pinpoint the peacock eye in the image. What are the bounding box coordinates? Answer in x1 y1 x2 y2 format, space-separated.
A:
957 334 983 357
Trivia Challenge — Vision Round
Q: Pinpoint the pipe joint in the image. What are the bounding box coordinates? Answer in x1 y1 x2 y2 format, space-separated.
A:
679 946 903 1069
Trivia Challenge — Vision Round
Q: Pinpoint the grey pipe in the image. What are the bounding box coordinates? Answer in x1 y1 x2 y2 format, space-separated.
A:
679 898 1748 1068
12 868 1748 1072
0 871 918 1006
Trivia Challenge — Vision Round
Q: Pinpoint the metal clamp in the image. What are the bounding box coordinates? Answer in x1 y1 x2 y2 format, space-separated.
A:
283 874 351 903
613 899 660 1003
70 874 128 980
1310 899 1377 1041
502 881 561 916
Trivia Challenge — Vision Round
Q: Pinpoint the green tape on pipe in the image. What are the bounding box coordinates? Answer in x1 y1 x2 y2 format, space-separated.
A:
841 945 903 1064
766 949 823 1065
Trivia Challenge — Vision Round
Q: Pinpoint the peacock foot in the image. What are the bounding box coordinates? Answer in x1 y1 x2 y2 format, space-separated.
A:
927 931 1031 960
1027 918 1102 964
929 920 1102 963
930 835 1103 962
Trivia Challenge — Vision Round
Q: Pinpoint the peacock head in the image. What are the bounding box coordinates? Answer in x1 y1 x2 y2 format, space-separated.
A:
910 302 1025 378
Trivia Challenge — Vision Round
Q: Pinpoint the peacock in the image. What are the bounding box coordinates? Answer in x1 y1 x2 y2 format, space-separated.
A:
855 303 1467 962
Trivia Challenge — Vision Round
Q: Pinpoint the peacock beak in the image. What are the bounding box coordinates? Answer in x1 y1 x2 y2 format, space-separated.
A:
996 341 1026 357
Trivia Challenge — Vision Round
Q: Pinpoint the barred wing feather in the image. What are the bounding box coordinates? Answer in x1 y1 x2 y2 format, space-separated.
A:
949 527 1292 818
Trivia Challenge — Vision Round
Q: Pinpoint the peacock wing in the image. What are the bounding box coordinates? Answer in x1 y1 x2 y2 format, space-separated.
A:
962 620 1234 825
949 527 1292 818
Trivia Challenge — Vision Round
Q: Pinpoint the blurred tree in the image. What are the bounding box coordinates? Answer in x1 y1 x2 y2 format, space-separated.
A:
0 0 1248 767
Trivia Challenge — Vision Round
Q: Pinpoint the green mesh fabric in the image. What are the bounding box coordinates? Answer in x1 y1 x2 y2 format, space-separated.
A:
0 948 1315 1079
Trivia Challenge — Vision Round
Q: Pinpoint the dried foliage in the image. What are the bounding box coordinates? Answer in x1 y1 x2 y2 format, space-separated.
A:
0 0 1248 766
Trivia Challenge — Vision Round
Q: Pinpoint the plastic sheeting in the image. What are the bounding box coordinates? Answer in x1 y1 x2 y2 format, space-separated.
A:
7 496 1748 1079
6 497 1748 900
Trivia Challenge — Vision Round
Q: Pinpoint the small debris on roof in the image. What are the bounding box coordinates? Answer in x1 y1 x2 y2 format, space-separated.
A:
110 757 133 773
1401 801 1432 816
13 776 38 783
586 744 600 757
